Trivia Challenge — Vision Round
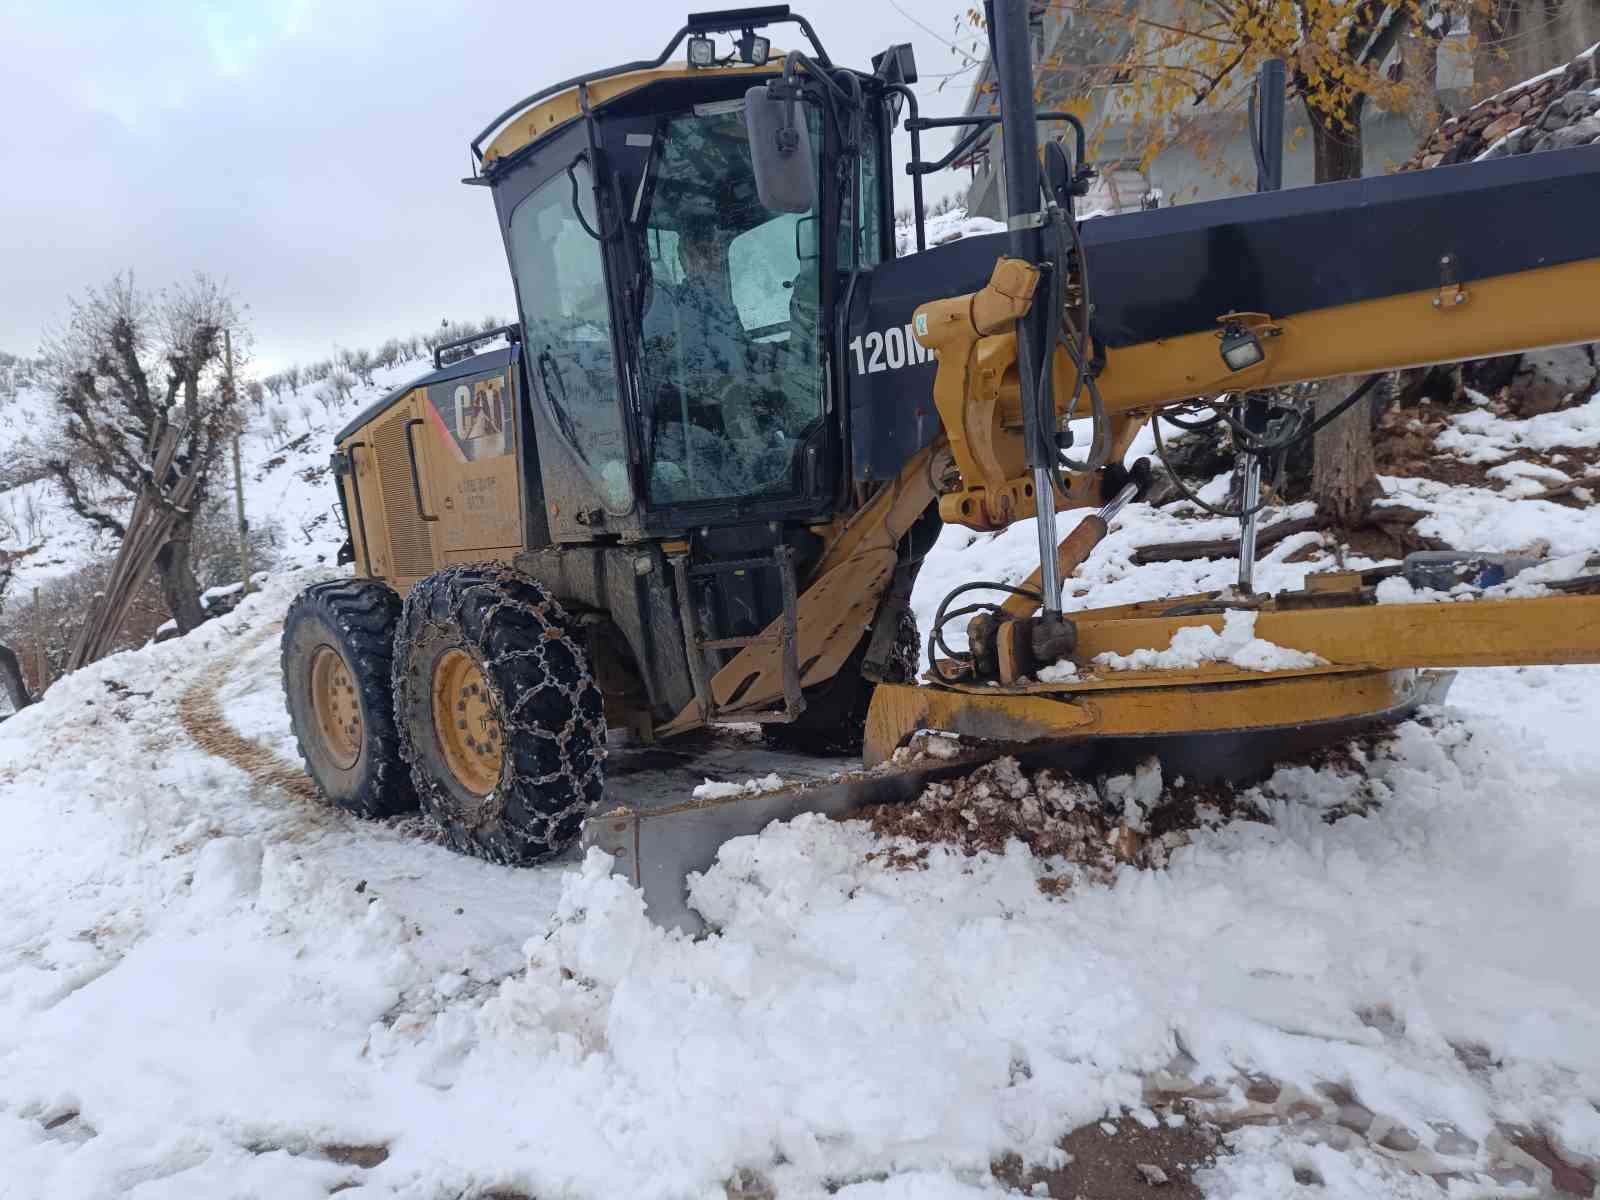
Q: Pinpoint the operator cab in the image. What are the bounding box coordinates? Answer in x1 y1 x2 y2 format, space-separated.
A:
470 6 898 545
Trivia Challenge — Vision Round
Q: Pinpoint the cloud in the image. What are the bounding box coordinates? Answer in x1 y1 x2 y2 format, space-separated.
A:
0 0 972 372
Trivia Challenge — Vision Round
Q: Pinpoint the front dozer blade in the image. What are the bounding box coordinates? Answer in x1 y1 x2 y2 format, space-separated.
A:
581 733 994 934
582 669 1451 934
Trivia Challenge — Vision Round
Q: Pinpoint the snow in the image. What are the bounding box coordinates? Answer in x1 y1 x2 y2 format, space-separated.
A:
1379 473 1600 557
1091 609 1326 673
1435 394 1600 464
1036 659 1079 683
691 772 786 800
2 541 1599 1196
4 221 1600 1196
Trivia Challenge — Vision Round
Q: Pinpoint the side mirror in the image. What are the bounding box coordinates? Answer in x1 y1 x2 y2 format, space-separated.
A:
745 85 814 214
1043 140 1073 209
794 214 819 261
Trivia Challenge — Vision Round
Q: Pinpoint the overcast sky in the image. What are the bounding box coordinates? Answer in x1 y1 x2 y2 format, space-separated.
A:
0 0 979 372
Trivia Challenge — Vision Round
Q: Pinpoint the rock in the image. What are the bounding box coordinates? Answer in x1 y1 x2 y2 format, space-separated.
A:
1535 113 1600 151
1135 1163 1169 1186
1243 1079 1281 1104
1433 1127 1479 1158
1546 89 1600 125
1475 129 1524 160
1338 1103 1375 1134
1558 56 1596 92
1512 93 1533 113
1420 152 1444 168
1378 1126 1421 1153
1510 345 1600 416
1481 111 1523 142
724 1167 775 1200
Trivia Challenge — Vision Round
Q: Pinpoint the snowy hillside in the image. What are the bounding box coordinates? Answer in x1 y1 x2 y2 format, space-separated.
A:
0 356 430 598
3 374 1600 1196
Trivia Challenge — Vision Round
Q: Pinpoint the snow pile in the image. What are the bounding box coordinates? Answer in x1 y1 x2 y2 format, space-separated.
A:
1035 659 1079 683
1092 609 1326 673
1434 394 1600 464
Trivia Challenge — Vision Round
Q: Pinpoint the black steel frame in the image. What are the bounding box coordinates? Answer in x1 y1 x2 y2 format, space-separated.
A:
882 79 1088 253
468 5 835 169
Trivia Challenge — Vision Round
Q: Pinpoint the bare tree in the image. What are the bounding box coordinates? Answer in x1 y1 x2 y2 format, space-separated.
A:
40 273 246 634
0 557 33 712
327 366 356 401
347 347 375 386
266 405 292 447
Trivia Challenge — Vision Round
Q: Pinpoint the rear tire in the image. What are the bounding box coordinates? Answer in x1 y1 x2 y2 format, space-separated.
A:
281 579 416 818
392 564 606 865
762 608 921 756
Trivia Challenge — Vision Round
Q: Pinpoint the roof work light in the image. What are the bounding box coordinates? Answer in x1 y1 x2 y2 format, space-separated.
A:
687 34 716 67
738 30 771 65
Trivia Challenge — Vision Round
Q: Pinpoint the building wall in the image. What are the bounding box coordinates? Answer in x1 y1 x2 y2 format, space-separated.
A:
1487 0 1600 86
958 2 1588 218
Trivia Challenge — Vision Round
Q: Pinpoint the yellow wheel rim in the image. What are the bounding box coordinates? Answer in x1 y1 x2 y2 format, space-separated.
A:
310 645 363 770
432 648 504 796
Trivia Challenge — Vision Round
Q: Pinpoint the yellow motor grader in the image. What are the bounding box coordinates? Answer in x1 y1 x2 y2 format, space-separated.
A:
282 3 1600 927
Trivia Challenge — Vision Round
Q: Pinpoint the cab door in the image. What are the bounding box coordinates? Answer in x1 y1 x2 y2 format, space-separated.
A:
500 147 637 542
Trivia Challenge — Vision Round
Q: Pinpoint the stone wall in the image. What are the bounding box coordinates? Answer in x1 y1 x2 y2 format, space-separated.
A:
1405 44 1599 168
1400 44 1600 413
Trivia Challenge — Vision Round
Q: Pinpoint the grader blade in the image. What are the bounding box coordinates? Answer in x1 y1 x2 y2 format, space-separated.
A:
583 666 1451 933
581 738 994 934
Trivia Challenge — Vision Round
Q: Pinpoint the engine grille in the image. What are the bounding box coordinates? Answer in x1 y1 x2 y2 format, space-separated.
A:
372 411 434 578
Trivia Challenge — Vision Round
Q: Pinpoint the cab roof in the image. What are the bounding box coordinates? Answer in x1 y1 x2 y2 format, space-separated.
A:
479 59 787 171
468 7 841 177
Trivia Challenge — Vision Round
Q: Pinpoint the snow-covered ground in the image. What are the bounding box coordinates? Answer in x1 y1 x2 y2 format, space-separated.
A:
3 380 1599 1196
3 552 1600 1198
4 231 1600 1196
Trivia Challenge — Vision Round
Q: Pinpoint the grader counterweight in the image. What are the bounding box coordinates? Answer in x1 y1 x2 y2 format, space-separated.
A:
281 3 1600 927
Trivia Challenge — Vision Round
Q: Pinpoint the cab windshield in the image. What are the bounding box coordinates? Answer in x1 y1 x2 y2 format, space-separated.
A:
635 103 825 505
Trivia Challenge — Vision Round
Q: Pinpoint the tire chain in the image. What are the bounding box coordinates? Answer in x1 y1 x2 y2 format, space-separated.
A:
394 563 606 865
282 579 416 818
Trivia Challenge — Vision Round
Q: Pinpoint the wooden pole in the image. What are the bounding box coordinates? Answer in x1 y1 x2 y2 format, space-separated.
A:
31 586 45 692
226 329 250 597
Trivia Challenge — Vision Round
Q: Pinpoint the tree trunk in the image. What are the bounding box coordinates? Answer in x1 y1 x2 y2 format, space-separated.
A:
1310 378 1381 528
1309 106 1362 185
1470 2 1510 98
1308 105 1379 528
0 643 33 713
155 523 207 634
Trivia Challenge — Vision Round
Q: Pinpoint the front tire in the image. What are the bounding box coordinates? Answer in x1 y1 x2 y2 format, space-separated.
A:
281 579 416 818
392 564 606 865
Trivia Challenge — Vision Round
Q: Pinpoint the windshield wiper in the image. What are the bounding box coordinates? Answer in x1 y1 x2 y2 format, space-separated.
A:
536 346 585 456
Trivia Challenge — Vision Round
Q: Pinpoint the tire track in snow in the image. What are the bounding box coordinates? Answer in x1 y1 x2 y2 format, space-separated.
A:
176 621 320 803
